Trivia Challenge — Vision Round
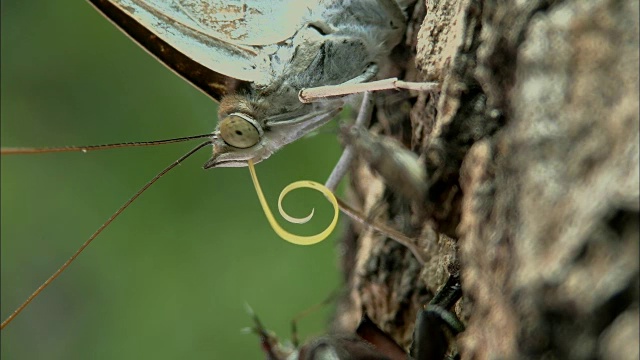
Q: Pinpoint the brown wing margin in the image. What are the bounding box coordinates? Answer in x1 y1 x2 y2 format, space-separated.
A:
88 0 246 103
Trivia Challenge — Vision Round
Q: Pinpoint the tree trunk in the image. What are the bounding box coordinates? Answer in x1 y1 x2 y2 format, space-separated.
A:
332 1 639 359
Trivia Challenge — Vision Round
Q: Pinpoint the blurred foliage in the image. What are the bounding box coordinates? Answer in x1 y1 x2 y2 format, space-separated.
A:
1 1 344 359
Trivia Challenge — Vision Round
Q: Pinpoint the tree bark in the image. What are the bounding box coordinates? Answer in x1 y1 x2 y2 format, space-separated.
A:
332 1 639 359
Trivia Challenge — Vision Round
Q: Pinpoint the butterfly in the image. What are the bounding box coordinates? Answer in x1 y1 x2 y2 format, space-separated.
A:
85 0 407 168
2 0 425 358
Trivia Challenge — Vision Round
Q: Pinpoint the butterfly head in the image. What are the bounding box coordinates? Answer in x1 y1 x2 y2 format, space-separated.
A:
203 95 342 169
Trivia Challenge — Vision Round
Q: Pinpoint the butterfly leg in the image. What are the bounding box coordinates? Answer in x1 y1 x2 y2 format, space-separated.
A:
243 304 282 359
299 76 438 103
410 272 465 360
326 91 429 264
325 91 432 264
288 290 338 348
325 91 375 191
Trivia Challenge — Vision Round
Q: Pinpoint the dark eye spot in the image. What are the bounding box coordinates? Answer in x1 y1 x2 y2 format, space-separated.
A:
235 130 243 136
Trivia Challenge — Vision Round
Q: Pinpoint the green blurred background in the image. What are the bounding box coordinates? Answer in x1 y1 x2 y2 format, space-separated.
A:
1 2 345 359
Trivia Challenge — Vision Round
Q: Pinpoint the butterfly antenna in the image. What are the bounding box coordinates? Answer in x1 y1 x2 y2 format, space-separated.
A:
0 140 212 330
1 133 212 155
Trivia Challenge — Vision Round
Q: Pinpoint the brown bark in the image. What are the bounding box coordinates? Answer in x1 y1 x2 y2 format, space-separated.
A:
333 1 639 359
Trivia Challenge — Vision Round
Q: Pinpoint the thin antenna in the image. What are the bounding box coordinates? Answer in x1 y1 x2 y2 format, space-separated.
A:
0 140 212 330
1 133 213 155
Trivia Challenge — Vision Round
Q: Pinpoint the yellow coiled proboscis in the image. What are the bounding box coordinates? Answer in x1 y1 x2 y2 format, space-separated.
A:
247 160 339 245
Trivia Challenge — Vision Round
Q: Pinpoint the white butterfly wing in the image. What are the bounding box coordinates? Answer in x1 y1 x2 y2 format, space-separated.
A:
104 0 281 85
176 0 316 46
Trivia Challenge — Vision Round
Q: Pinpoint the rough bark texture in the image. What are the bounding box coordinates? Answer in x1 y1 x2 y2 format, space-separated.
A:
333 0 639 359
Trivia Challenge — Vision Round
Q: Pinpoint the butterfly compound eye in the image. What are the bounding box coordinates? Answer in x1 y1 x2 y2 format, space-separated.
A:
219 114 261 149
